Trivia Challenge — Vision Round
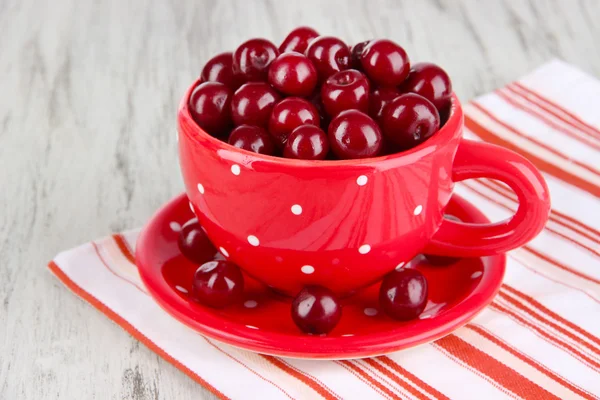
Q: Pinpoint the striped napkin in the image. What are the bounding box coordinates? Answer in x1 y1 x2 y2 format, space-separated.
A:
49 60 600 399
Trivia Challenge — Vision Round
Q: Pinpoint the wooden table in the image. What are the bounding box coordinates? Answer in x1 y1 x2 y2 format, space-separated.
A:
1 0 599 398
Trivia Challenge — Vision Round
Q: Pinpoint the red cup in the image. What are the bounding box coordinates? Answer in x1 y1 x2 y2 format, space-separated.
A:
178 82 550 296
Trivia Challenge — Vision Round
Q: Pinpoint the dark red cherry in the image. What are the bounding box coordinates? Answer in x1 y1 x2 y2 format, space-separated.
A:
350 40 370 69
231 82 281 128
279 27 319 53
380 93 440 150
369 87 401 120
268 97 319 148
328 110 382 159
200 52 240 89
192 260 244 308
360 39 410 86
305 36 351 81
188 82 232 136
291 285 342 334
424 215 461 265
321 69 370 116
400 63 452 111
309 92 330 130
268 52 317 97
379 268 428 320
228 125 275 155
232 38 279 82
178 218 217 264
283 125 329 160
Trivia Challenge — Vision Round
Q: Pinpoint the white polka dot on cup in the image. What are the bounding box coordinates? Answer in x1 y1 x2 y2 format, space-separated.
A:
301 265 315 274
169 222 182 232
231 164 241 175
471 271 483 279
247 235 260 246
413 205 423 215
291 204 302 215
189 202 195 214
358 244 371 254
356 175 368 186
246 325 259 330
395 262 405 271
219 247 229 258
197 183 205 194
364 308 378 316
244 300 257 308
175 285 188 294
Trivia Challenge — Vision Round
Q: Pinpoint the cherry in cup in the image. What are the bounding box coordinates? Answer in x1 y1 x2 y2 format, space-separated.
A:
401 62 452 112
231 82 281 128
233 38 279 82
350 40 370 70
305 36 351 81
379 268 428 320
188 82 232 136
321 69 370 116
178 218 217 265
201 52 240 90
380 93 440 150
283 125 329 160
360 39 410 86
268 97 320 148
328 110 383 159
192 260 244 308
268 52 318 97
228 125 275 155
279 27 319 54
369 87 401 120
291 285 342 334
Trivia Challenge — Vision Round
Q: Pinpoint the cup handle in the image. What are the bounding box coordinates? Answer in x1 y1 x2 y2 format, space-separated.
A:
424 139 551 257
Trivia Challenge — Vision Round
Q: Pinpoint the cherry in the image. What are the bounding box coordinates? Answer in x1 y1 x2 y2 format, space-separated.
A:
379 268 428 320
188 82 232 136
400 63 452 111
192 260 244 308
268 97 319 148
309 92 330 130
350 40 370 70
380 93 440 150
360 39 410 86
321 69 370 116
228 125 275 155
424 215 461 265
369 87 401 120
305 36 351 81
201 52 240 90
232 38 279 82
291 285 342 334
283 125 329 160
279 27 319 53
231 82 281 128
328 110 383 159
268 52 317 97
178 218 217 264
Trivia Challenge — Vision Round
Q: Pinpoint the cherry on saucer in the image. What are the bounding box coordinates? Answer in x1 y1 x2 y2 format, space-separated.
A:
291 285 342 334
192 260 245 308
177 218 217 265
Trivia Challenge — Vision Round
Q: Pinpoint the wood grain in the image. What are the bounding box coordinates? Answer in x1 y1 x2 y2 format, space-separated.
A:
1 0 598 398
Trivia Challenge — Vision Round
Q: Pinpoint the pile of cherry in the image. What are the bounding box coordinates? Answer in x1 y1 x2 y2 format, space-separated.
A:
189 27 452 160
178 217 459 335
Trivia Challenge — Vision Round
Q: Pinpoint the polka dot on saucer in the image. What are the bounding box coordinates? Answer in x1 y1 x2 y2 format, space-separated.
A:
291 204 302 215
219 247 229 257
471 271 483 279
247 235 260 246
364 308 378 316
395 262 405 270
231 164 241 175
189 202 195 214
301 265 315 274
246 325 259 330
413 205 423 215
175 285 188 294
356 175 368 186
197 183 205 194
244 300 258 308
169 222 182 232
358 244 371 254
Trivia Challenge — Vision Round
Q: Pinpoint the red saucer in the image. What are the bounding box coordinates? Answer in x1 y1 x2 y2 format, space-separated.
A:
136 193 505 359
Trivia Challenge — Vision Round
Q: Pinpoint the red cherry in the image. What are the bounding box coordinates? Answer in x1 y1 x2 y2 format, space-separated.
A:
283 125 329 160
279 27 319 53
268 52 317 97
192 260 244 308
228 125 275 155
349 40 370 69
380 93 440 150
424 215 461 265
231 82 281 128
305 36 350 81
400 63 452 111
268 97 319 148
309 92 330 130
379 268 428 320
291 285 342 334
188 82 232 136
232 38 279 82
200 52 240 89
369 87 401 120
328 110 383 159
360 39 410 86
321 69 370 116
178 218 217 264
